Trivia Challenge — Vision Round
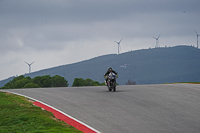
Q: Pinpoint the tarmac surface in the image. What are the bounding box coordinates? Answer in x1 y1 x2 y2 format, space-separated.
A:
1 84 200 133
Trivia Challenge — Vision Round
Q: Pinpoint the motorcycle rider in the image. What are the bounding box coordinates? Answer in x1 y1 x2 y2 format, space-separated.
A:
104 67 118 86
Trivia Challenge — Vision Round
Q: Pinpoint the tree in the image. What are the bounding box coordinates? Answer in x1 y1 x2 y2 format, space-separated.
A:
3 81 14 89
24 83 40 88
14 78 30 88
41 75 53 87
12 75 25 84
0 75 69 89
72 78 105 87
32 76 43 87
2 75 31 89
52 75 69 87
85 78 93 86
72 78 85 87
32 75 52 87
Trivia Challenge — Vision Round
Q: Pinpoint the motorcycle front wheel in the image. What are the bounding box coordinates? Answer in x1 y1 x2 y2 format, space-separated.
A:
113 87 116 92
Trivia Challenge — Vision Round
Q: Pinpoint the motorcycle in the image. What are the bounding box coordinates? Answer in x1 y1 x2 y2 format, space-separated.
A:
106 72 117 92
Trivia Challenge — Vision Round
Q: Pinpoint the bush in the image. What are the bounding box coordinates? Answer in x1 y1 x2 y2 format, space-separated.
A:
72 78 105 87
24 83 40 88
14 78 30 88
32 75 53 87
0 75 69 89
72 78 85 87
52 75 69 87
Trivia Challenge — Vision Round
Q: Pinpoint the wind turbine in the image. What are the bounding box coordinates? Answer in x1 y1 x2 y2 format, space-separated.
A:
25 61 35 73
194 30 200 49
114 38 122 55
153 34 161 48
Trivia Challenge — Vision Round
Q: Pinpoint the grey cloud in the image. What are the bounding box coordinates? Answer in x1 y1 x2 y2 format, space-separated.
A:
2 0 199 25
0 0 200 81
0 0 199 52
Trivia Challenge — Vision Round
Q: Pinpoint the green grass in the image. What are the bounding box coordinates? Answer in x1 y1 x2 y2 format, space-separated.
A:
182 82 200 84
0 92 82 133
172 82 200 84
164 82 200 84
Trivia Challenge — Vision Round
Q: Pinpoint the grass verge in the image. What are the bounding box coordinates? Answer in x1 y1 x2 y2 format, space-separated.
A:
164 82 200 84
182 82 200 84
0 92 82 133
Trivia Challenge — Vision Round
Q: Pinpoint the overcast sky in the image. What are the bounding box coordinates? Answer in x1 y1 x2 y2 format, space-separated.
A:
0 0 200 80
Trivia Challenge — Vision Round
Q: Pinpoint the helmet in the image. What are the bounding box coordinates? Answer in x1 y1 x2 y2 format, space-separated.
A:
108 67 112 71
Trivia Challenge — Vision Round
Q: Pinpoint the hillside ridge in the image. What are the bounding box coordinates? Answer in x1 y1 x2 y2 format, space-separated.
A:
1 45 200 87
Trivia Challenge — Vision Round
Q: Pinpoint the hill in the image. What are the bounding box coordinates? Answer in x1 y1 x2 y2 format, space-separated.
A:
1 46 200 87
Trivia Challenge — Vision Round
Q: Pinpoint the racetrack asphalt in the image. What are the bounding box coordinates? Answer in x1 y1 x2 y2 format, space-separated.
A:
1 84 200 133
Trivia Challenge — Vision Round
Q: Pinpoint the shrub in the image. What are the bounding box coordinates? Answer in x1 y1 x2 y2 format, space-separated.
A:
52 75 69 87
0 75 69 89
72 78 105 87
24 83 40 88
